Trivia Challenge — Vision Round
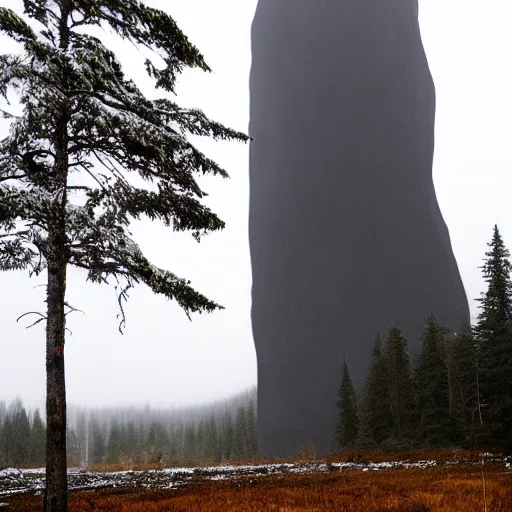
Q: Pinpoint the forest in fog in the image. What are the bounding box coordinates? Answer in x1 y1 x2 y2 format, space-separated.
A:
0 388 257 468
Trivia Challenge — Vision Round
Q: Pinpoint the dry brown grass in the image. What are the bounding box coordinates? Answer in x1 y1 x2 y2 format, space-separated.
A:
80 461 165 473
7 463 512 511
78 449 499 472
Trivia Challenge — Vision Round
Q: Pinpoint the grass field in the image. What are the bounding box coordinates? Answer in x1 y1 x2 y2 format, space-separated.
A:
4 453 512 511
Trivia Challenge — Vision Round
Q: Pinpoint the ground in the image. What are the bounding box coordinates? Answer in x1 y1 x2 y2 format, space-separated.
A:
2 451 511 511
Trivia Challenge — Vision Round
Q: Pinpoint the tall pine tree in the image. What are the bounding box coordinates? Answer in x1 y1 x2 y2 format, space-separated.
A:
473 225 512 446
360 335 393 446
30 408 47 467
90 420 106 465
333 359 358 450
414 314 453 447
0 2 248 509
447 323 481 446
386 326 414 445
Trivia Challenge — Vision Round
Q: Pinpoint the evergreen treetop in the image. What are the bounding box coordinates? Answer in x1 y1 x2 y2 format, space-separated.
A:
333 358 358 450
473 225 512 447
385 326 414 442
360 334 393 445
414 314 452 446
0 1 249 326
475 225 512 339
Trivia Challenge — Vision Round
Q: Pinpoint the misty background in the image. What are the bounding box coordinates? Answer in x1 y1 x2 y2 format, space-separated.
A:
0 0 511 411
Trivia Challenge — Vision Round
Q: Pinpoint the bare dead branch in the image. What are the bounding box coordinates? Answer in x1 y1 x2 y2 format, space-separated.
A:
16 311 47 329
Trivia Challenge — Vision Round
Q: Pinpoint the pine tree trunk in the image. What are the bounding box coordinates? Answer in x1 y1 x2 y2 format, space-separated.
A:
44 5 70 498
44 257 68 512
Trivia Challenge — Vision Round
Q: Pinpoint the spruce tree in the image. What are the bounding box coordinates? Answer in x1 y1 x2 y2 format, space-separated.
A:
9 399 31 465
183 424 196 463
30 408 47 466
66 426 80 464
233 406 248 459
0 2 248 509
124 421 140 463
473 225 512 446
386 326 414 445
205 416 218 462
245 400 258 457
333 359 358 450
221 413 234 461
145 422 168 463
106 421 123 463
90 420 106 465
360 335 393 446
447 323 480 445
414 314 453 447
195 420 206 461
0 412 13 466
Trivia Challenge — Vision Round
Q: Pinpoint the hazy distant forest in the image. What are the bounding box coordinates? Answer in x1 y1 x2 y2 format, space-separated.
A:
0 389 257 468
1 225 511 469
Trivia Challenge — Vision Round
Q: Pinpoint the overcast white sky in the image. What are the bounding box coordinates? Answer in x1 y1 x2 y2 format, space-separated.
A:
0 0 511 410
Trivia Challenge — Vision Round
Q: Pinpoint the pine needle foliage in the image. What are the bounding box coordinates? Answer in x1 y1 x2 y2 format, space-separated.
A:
414 314 453 446
333 358 359 450
473 225 512 447
385 326 414 443
475 225 512 341
446 322 480 444
0 0 249 324
360 334 393 445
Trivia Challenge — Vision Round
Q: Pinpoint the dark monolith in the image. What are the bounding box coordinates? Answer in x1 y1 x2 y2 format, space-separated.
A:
249 0 469 458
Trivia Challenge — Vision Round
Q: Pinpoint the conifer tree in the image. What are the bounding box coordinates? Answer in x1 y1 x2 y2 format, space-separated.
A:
183 424 196 462
0 2 248 509
414 314 453 446
124 421 140 463
145 422 168 463
106 421 123 463
8 399 31 465
386 326 414 444
333 359 358 450
221 412 234 460
90 420 106 465
204 416 218 461
233 406 248 459
66 426 80 464
30 409 47 466
360 335 393 445
195 420 206 461
246 400 258 457
447 323 480 445
474 225 512 445
0 412 13 466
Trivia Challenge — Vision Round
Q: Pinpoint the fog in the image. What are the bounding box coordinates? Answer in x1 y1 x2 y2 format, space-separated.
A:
0 0 511 416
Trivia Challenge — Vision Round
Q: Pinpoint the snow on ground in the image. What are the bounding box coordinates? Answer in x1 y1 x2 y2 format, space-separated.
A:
0 456 510 498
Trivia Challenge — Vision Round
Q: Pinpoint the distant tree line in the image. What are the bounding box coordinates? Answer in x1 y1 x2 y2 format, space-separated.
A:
4 226 511 465
0 389 257 468
334 225 512 453
0 399 46 467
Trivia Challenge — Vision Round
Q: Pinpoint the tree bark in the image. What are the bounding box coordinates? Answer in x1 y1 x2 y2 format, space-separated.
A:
43 4 71 510
44 257 68 512
44 121 70 509
44 122 69 511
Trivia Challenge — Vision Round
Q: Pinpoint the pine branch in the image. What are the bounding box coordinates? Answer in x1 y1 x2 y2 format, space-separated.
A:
0 7 37 44
1 0 247 327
